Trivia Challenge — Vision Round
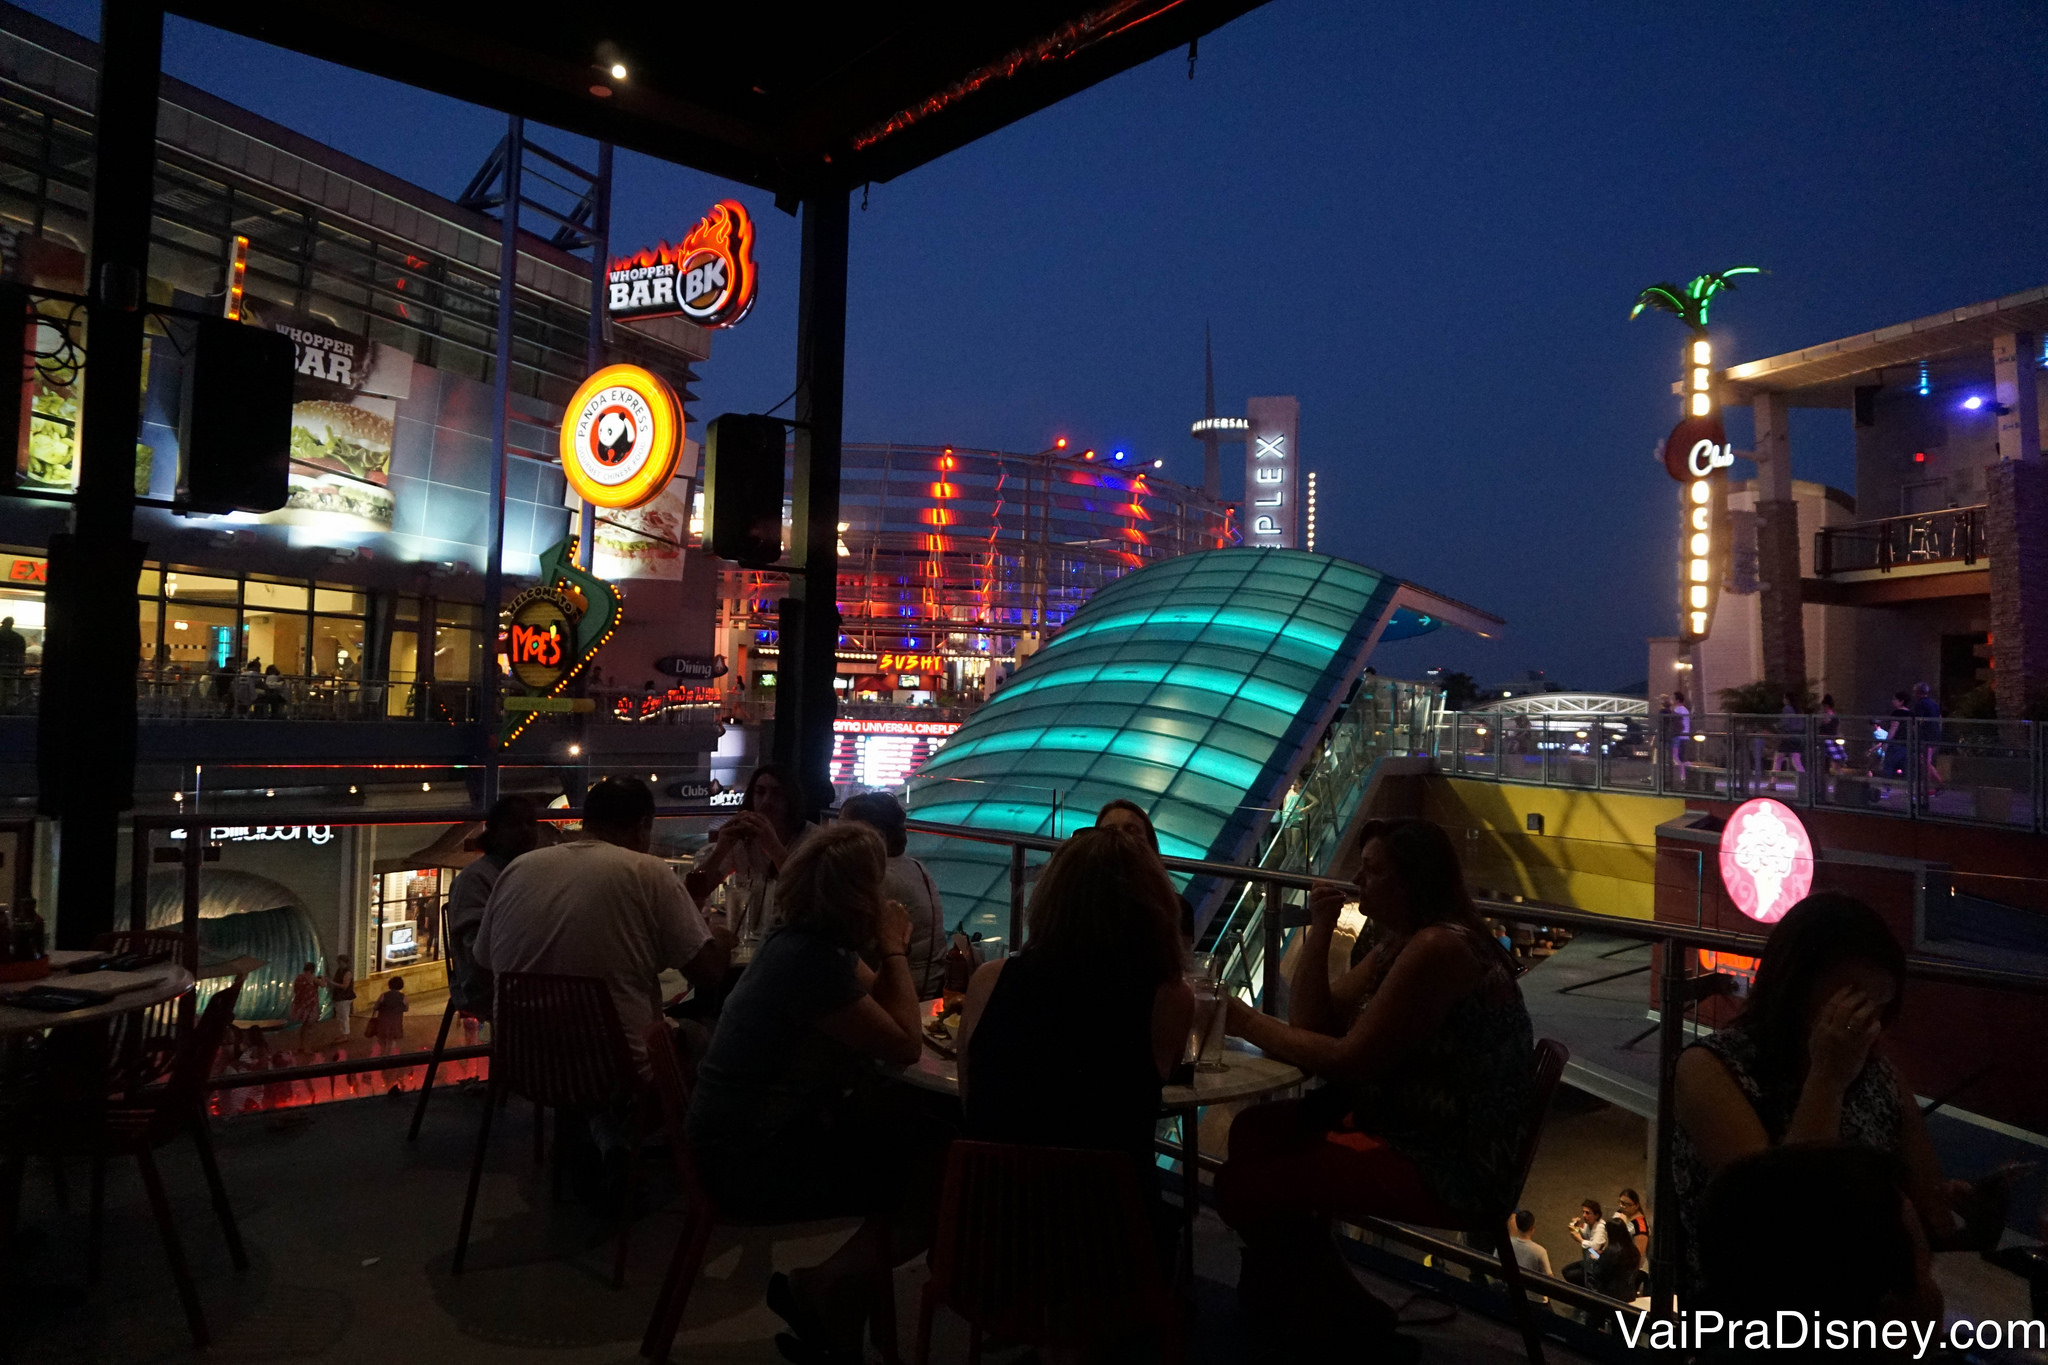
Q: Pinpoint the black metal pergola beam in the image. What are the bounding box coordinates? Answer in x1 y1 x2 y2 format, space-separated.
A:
159 1 1268 198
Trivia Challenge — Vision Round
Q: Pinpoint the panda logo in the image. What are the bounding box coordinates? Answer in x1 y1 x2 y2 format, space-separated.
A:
594 408 636 466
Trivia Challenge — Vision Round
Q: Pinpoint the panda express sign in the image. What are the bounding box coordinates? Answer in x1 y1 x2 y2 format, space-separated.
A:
607 200 758 329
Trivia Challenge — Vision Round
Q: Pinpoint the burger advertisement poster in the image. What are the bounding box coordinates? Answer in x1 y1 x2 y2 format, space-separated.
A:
255 307 413 530
588 443 697 582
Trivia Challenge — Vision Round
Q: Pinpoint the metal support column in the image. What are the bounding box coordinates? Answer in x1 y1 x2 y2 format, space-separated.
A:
576 142 611 570
1261 879 1284 1014
41 0 160 947
776 189 849 810
480 115 523 805
1008 843 1026 952
1648 933 1688 1313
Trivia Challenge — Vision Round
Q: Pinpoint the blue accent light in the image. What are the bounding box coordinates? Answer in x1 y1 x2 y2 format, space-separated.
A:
1918 364 1930 396
1962 395 1985 411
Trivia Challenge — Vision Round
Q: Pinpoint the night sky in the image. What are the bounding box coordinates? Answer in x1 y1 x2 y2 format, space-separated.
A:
21 1 2048 690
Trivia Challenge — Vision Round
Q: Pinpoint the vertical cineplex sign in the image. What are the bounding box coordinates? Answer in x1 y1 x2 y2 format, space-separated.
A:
1632 268 1760 642
1244 396 1300 547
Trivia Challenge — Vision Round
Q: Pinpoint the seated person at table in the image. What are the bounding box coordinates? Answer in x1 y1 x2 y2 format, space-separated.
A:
684 762 815 940
957 827 1194 1217
475 777 729 1071
1093 798 1196 941
1217 818 1533 1354
1696 1143 1942 1345
840 792 947 1000
686 822 945 1362
1671 893 2010 1304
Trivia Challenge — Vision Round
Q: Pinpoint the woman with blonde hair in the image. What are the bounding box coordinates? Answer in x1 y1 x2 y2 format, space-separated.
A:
686 821 946 1363
957 826 1195 1195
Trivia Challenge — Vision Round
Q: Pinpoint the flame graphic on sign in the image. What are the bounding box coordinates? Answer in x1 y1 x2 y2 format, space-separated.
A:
609 200 758 328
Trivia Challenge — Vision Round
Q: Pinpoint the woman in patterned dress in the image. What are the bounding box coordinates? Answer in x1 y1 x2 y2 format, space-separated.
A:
1671 893 2002 1306
1218 818 1534 1357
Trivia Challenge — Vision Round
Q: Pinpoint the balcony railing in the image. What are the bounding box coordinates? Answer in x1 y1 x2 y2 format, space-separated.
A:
1814 505 1986 577
1435 709 2048 831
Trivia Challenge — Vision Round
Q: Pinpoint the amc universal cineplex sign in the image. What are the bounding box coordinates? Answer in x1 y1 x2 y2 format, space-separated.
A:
607 200 758 328
1245 395 1300 547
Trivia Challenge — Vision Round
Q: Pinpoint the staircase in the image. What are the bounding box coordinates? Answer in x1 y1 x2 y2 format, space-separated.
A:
1199 676 1440 1002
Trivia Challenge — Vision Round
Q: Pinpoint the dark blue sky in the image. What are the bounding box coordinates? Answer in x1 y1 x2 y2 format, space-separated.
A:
24 1 2048 689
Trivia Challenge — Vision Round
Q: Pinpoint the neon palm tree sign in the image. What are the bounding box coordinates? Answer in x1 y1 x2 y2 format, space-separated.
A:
1633 267 1762 642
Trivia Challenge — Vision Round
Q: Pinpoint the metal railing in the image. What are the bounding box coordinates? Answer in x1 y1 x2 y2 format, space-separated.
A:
1814 505 1986 577
1435 709 2048 832
894 814 2048 1333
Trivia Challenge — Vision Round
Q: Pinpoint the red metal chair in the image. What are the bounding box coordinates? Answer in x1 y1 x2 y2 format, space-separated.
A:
915 1140 1182 1365
1355 1037 1571 1365
451 971 641 1285
2 980 249 1346
636 1021 899 1365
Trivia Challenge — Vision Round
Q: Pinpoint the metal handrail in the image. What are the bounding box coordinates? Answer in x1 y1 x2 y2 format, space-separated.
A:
1814 504 1986 577
892 812 2048 1321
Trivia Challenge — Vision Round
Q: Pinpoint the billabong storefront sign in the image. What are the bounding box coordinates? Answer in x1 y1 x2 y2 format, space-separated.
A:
559 365 685 510
607 200 757 329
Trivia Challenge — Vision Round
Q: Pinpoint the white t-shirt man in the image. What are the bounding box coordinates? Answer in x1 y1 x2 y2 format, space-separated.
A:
1511 1230 1554 1306
474 838 712 1068
881 852 946 1000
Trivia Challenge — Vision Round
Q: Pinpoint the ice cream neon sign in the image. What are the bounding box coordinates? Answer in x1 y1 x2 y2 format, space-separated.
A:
1718 797 1814 924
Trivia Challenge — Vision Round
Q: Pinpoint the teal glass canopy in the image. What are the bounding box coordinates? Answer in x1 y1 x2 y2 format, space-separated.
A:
907 548 1416 944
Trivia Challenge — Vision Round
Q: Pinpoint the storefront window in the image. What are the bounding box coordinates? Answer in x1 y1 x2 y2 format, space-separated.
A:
386 629 420 716
371 867 443 971
314 587 366 614
245 609 308 677
163 568 237 606
162 602 238 673
245 579 310 612
312 616 366 679
138 595 160 672
434 626 479 684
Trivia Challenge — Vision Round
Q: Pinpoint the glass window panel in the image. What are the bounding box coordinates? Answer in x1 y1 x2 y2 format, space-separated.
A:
433 626 479 682
162 569 237 605
243 609 307 677
162 602 238 672
313 587 366 614
311 616 366 678
245 579 309 611
437 602 481 627
137 567 159 596
137 596 160 669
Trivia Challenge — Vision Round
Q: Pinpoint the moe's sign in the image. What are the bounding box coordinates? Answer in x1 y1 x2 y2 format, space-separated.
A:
607 200 758 329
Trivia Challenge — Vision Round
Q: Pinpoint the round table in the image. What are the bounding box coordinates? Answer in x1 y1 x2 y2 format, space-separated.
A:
0 950 196 1038
894 1042 1305 1284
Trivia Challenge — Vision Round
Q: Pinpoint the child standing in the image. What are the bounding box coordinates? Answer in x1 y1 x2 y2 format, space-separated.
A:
369 975 409 1056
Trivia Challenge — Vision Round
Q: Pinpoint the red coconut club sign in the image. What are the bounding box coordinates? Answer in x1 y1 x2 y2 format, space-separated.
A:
1718 797 1815 924
606 200 758 328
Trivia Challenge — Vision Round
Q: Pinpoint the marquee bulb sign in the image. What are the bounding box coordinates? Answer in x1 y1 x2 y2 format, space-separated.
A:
559 364 685 510
606 199 758 329
1632 267 1760 644
1718 797 1814 924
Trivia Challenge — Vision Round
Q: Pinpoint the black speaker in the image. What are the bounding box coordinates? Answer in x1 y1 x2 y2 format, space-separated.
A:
0 283 29 490
704 413 786 567
177 318 296 512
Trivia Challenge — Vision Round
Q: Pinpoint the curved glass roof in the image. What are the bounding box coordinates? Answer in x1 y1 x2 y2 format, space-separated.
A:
906 548 1413 943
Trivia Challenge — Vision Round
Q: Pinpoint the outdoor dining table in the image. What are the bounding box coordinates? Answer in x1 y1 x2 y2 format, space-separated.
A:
892 1039 1306 1285
0 950 196 1039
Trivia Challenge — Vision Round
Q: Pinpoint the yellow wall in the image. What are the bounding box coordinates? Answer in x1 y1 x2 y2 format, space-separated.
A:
1422 777 1685 921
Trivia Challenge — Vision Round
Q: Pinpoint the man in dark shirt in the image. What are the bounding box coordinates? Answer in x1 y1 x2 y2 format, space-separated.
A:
0 616 23 706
